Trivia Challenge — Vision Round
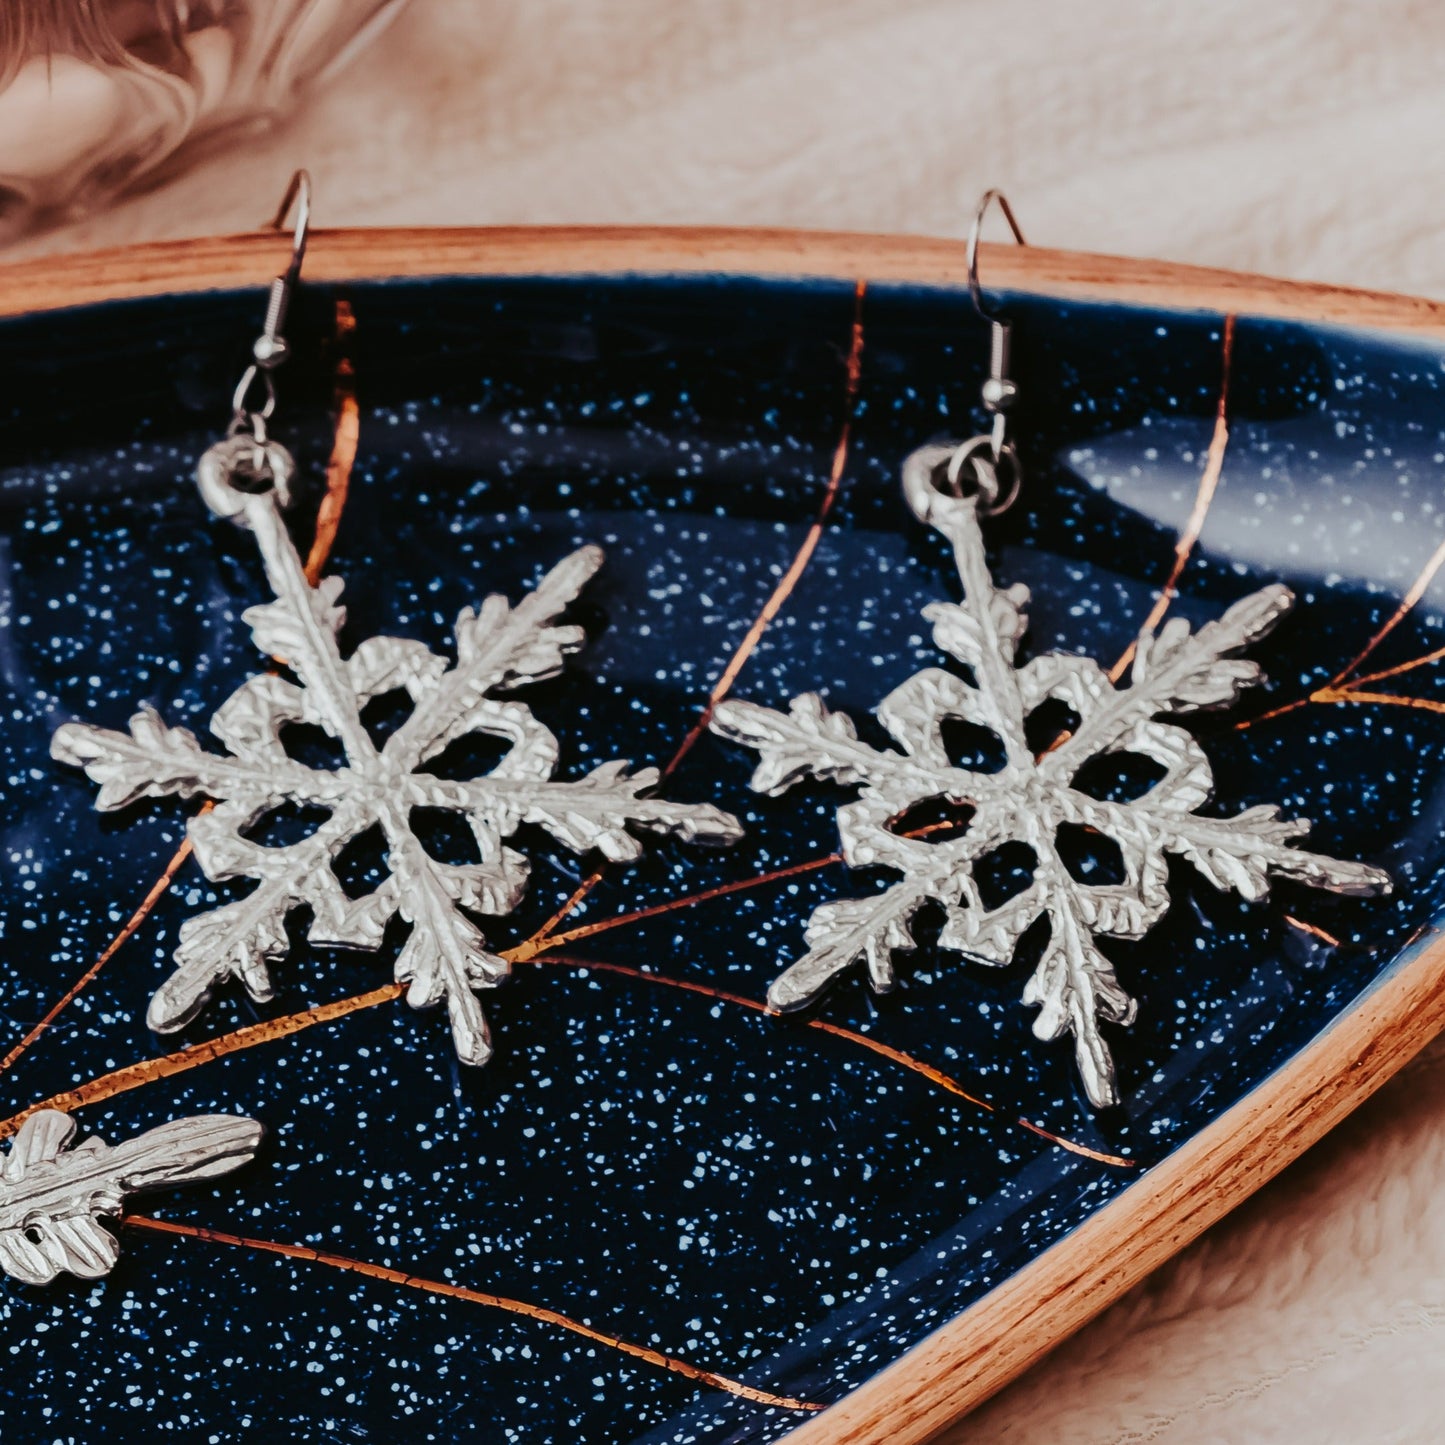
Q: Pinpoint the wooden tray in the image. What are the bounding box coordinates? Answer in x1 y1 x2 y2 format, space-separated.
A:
3 227 1444 1444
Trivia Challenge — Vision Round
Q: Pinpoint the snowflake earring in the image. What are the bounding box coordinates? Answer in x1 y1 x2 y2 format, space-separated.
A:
710 192 1391 1108
52 172 742 1067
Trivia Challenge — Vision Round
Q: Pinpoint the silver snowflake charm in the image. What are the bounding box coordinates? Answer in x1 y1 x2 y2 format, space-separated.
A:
0 1108 261 1285
54 458 742 1066
711 446 1390 1107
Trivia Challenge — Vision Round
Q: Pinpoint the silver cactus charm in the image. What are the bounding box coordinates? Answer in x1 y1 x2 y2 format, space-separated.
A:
54 466 743 1066
712 446 1391 1108
0 1109 262 1285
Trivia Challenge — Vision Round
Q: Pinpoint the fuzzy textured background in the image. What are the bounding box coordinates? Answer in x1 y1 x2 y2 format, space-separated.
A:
23 3 1445 1438
23 0 1445 303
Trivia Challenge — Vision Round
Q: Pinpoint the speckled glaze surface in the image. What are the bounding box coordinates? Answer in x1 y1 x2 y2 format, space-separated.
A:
1 273 1442 1442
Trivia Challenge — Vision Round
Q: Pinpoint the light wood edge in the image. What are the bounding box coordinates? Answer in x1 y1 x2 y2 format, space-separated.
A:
8 223 1445 1441
787 929 1445 1443
3 225 1445 336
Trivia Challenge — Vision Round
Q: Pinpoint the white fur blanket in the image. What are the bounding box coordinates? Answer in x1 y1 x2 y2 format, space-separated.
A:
27 4 1445 1439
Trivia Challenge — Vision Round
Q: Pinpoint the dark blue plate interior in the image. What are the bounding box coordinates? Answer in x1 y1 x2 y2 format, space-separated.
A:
2 270 1443 1443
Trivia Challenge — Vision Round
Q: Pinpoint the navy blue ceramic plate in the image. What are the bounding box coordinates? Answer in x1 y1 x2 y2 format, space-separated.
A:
3 236 1445 1444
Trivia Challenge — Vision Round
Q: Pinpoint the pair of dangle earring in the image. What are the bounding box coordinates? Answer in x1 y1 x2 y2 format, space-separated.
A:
48 182 1389 1125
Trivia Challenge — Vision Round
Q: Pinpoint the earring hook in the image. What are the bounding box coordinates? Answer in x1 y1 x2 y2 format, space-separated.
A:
966 188 1026 324
254 168 312 364
966 189 1026 490
206 169 316 519
228 169 315 436
270 168 311 292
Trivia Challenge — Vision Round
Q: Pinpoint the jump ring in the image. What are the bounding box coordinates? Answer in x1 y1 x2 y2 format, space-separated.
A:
944 435 1021 517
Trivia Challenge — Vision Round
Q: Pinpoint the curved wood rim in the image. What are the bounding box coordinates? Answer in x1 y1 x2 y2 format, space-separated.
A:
3 224 1445 336
790 936 1445 1443
7 225 1445 1443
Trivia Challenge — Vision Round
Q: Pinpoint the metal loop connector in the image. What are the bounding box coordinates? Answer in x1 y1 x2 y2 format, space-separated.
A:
945 434 1020 516
197 433 297 522
902 438 1021 534
230 364 277 426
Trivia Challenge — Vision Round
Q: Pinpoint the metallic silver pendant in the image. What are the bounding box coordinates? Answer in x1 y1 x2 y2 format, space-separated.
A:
0 1109 261 1285
54 448 742 1066
711 446 1391 1108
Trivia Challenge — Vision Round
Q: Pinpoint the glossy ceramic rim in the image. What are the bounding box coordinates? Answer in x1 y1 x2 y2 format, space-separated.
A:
5 225 1444 1444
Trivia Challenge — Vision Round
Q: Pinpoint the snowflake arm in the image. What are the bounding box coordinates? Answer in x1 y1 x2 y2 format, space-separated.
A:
711 692 995 802
511 762 744 856
0 1109 261 1285
924 495 1035 762
50 705 342 813
765 780 1025 1009
383 545 603 775
384 818 514 1067
148 801 379 1034
1022 864 1140 1109
243 499 376 762
768 882 933 1010
1042 586 1294 784
416 763 744 861
1071 792 1392 900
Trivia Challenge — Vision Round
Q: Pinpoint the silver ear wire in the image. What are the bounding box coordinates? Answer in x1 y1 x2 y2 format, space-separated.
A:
255 169 312 367
203 169 313 519
966 188 1026 324
270 170 312 281
966 189 1026 491
228 169 313 438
